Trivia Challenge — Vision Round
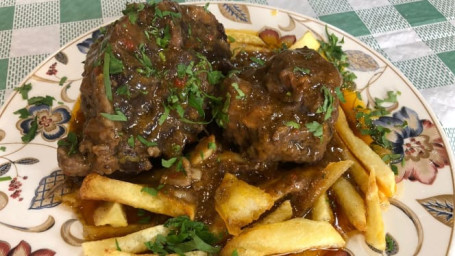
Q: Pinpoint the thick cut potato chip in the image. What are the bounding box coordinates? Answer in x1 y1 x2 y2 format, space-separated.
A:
254 200 293 226
311 192 333 223
93 202 128 227
290 31 320 50
215 173 275 235
82 225 168 256
332 177 367 232
365 169 386 251
335 106 396 197
80 173 196 219
103 250 207 256
220 218 345 256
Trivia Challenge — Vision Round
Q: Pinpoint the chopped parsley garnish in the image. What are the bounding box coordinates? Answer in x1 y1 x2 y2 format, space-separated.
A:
21 116 38 143
293 67 310 75
231 249 239 256
227 35 236 43
145 216 220 255
0 146 6 152
28 96 55 106
14 108 30 119
109 52 124 75
306 121 324 141
250 56 265 66
14 83 32 99
203 2 210 12
316 86 334 121
158 105 170 125
0 176 12 182
285 121 300 129
137 135 157 147
101 109 127 121
374 91 401 107
136 44 156 77
335 86 346 103
208 142 217 150
318 26 357 90
127 135 135 148
116 84 131 98
57 132 79 155
231 83 245 100
155 25 171 49
122 3 145 24
207 70 224 85
59 76 68 86
162 157 177 168
141 184 165 197
115 239 122 251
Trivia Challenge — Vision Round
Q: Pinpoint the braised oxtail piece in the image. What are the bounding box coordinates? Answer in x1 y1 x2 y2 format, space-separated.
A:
57 1 231 176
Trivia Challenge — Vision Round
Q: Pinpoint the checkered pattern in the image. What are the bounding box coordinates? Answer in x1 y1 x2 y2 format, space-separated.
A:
0 0 454 151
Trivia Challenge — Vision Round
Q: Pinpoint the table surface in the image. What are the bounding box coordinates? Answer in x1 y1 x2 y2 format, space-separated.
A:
0 0 454 154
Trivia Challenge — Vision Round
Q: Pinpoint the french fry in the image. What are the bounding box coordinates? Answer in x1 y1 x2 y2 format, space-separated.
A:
254 200 293 226
103 250 207 256
311 192 333 223
80 173 196 219
225 29 267 47
365 169 386 251
298 161 353 213
93 202 128 228
290 31 320 50
332 177 367 232
220 218 345 256
335 106 396 197
189 135 216 166
215 173 275 235
82 225 168 256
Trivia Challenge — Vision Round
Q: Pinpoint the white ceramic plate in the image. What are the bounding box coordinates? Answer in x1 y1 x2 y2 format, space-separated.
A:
0 2 453 255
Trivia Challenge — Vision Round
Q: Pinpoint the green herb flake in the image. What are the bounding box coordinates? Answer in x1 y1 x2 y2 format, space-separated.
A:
145 216 220 255
335 87 346 103
231 249 239 256
27 96 55 106
208 142 217 150
14 83 32 99
122 3 145 24
0 146 6 152
21 116 38 143
57 132 79 155
109 53 124 75
316 86 334 121
127 135 135 148
207 70 224 85
115 239 122 251
158 105 170 125
306 121 324 140
227 35 236 43
59 76 68 86
137 135 157 147
285 121 300 129
0 176 12 182
250 56 265 66
116 84 131 98
231 83 245 100
162 157 177 168
203 2 210 12
14 108 30 119
141 184 164 197
293 67 310 75
101 109 127 122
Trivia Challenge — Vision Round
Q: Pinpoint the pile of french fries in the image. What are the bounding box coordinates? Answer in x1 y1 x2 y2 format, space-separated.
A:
75 30 396 256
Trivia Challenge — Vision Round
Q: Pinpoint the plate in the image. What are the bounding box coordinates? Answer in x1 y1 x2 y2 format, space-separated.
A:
0 2 453 255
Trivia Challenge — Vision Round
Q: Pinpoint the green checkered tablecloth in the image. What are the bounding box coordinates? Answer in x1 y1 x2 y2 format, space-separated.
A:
0 0 454 153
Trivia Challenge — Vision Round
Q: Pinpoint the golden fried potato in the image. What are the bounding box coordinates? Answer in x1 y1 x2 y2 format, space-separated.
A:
332 177 367 232
80 173 196 219
311 192 333 223
254 200 293 226
82 225 168 256
103 250 207 256
335 107 396 197
93 202 128 228
290 31 320 50
220 218 345 256
365 169 386 251
189 135 216 166
215 173 275 235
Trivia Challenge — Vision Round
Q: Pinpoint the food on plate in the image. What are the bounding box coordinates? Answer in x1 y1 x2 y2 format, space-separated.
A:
56 1 399 255
57 0 231 176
